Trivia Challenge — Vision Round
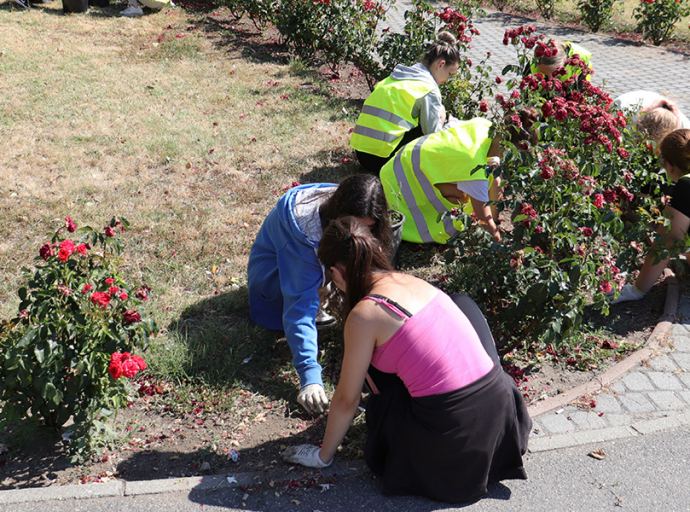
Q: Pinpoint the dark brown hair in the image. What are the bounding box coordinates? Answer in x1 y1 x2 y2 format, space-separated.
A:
318 217 393 318
660 129 690 174
421 31 461 68
319 174 392 253
506 106 540 147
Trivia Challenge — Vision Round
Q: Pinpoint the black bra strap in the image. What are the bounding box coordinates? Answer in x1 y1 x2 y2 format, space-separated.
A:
366 293 414 318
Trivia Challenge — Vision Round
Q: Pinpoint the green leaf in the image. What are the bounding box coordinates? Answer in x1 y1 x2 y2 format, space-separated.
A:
16 327 37 349
18 287 28 301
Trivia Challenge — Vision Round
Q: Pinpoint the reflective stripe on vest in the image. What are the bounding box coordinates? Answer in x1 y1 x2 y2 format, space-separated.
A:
350 77 436 158
383 119 492 244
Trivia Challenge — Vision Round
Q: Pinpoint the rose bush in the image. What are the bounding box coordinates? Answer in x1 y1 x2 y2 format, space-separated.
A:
577 0 620 32
0 217 156 461
633 0 690 45
440 27 666 350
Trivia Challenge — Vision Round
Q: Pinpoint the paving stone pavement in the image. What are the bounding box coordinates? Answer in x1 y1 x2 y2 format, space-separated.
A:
528 291 690 452
385 3 690 113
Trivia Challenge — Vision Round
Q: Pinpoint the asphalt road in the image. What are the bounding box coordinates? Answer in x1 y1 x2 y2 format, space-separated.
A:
4 424 688 512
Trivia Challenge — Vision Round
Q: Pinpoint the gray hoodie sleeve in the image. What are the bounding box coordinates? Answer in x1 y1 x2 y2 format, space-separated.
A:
413 89 446 134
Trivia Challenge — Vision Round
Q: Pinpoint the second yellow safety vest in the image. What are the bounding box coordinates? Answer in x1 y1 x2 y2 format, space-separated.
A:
381 118 493 244
350 76 437 158
530 41 592 82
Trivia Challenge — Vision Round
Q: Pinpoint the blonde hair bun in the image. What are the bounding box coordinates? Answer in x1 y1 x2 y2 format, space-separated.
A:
436 31 457 47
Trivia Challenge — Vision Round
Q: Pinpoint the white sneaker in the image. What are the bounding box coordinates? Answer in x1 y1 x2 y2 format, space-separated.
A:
120 4 143 16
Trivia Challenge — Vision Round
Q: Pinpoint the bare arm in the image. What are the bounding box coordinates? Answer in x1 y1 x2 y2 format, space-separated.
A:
635 205 690 293
470 196 501 243
318 308 377 463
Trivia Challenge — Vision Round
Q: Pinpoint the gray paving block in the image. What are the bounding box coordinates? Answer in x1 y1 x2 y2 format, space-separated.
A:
673 337 690 352
672 352 690 370
632 415 684 435
671 324 690 336
649 355 680 372
619 393 656 414
530 420 544 437
647 372 683 390
0 480 123 504
622 371 655 391
610 382 626 394
572 426 637 445
538 413 575 434
569 411 607 429
125 476 205 496
603 413 634 427
678 390 690 405
594 394 622 413
679 373 690 388
528 433 579 452
647 391 686 410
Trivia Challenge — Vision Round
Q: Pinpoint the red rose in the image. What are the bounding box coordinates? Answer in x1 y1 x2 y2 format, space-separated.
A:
135 286 151 301
82 284 93 293
76 244 88 255
541 101 555 117
603 190 618 203
540 166 554 179
58 239 76 262
479 101 488 113
495 76 503 84
599 281 613 293
555 109 568 121
593 194 604 209
105 278 114 284
579 227 594 237
39 243 55 260
122 309 142 325
616 147 630 159
65 217 77 233
122 359 139 378
109 360 123 379
108 286 119 294
104 226 115 237
131 354 147 371
119 292 129 301
91 292 111 307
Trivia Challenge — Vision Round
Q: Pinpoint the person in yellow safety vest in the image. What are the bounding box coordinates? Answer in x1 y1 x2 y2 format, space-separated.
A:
350 32 462 174
381 107 539 245
530 40 592 83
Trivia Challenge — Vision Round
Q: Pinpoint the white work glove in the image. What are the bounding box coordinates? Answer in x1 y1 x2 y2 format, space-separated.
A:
607 284 645 305
297 383 329 414
282 444 332 468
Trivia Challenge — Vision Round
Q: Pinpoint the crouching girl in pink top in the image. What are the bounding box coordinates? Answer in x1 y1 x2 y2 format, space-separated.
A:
281 216 532 504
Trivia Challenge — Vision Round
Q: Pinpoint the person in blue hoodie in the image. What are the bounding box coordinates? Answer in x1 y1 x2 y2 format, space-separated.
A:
247 175 391 413
350 31 461 174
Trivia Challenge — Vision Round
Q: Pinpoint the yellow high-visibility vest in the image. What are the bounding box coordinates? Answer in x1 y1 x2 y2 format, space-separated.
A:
381 118 493 244
350 77 436 158
530 41 592 82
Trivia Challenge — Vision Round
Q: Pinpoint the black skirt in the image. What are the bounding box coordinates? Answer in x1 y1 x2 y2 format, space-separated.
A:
364 364 532 504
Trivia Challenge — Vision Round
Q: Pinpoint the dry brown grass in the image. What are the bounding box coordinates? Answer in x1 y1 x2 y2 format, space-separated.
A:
0 3 360 326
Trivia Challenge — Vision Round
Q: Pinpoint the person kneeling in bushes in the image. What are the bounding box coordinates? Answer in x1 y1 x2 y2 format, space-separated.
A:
609 129 690 304
121 0 172 17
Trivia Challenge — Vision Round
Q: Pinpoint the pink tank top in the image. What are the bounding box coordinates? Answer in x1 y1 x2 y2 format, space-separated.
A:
366 292 494 397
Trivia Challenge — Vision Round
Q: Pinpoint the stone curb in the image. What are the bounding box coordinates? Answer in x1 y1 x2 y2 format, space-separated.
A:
527 278 680 419
0 461 363 504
